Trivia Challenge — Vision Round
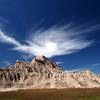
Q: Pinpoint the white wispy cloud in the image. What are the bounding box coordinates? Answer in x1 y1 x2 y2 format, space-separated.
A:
91 63 100 67
21 54 33 60
3 61 10 67
65 63 100 72
56 61 63 65
65 68 92 72
0 17 8 23
0 31 21 46
0 23 99 58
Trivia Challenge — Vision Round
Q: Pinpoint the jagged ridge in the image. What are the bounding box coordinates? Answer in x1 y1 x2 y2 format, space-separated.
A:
0 55 100 89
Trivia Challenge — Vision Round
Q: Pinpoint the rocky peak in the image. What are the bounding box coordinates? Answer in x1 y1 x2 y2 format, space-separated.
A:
31 55 61 71
81 70 95 76
31 55 49 64
83 70 93 74
0 56 100 89
35 55 48 61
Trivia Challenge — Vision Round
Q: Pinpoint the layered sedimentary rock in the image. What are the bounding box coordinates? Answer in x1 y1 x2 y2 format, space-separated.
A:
0 55 100 89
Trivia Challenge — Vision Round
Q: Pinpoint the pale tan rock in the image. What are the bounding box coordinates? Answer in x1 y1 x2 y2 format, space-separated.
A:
0 55 100 90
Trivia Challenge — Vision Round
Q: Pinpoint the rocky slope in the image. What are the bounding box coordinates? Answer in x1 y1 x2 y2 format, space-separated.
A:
0 55 100 89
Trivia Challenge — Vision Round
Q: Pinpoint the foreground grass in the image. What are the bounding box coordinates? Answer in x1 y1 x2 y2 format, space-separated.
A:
0 88 100 100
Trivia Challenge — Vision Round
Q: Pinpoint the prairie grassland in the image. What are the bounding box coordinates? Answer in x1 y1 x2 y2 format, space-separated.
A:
0 88 100 100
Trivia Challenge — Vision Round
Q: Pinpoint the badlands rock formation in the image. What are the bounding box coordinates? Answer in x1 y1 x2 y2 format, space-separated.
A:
0 55 100 89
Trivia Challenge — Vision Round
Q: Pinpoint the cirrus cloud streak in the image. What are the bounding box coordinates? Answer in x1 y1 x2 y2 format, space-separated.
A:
0 24 99 58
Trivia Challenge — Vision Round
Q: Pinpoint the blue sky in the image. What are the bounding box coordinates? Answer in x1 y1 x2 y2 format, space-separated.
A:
0 0 100 73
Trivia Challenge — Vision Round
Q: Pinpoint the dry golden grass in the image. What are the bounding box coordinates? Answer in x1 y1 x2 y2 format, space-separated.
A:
0 88 100 100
